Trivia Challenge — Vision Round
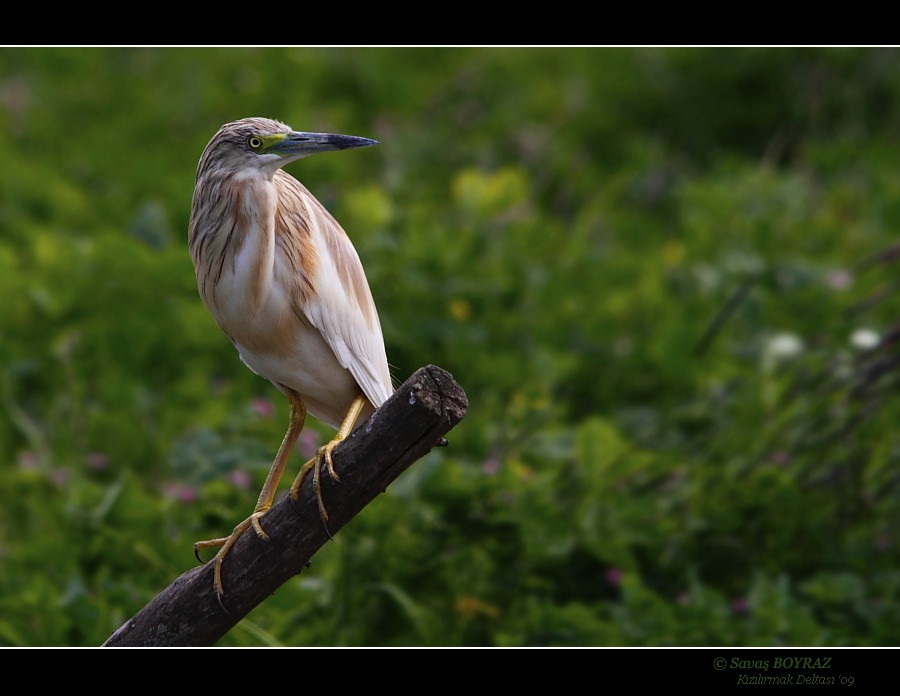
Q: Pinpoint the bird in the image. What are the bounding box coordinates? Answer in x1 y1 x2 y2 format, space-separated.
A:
187 117 393 598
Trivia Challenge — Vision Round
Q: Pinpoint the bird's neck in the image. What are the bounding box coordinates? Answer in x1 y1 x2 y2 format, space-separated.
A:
191 172 278 319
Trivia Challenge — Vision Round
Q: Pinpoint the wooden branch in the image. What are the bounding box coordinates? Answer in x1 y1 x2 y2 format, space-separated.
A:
102 365 468 647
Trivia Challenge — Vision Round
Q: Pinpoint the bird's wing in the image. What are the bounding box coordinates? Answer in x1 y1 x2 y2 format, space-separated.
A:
274 171 393 408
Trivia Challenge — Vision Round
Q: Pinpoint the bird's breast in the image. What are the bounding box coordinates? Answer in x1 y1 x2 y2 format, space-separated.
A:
209 240 295 356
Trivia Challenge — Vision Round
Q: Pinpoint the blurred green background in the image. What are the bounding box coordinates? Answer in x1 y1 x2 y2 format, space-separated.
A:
2 46 899 647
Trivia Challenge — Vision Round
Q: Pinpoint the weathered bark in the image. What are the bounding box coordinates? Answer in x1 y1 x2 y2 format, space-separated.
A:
103 365 467 646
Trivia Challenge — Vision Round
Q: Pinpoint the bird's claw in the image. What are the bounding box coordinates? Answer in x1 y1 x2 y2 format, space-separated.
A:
250 512 270 540
288 440 344 540
194 510 272 599
321 442 341 482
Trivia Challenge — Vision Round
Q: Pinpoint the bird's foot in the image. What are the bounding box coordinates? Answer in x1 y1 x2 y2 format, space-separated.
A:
288 438 342 532
194 508 271 598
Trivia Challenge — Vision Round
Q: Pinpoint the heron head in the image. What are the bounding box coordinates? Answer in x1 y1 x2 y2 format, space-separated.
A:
197 117 379 178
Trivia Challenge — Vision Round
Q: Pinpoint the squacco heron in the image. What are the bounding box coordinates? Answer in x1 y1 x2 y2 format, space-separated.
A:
187 117 392 597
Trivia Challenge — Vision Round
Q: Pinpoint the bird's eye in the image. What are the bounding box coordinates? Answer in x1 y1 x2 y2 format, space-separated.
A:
248 136 263 150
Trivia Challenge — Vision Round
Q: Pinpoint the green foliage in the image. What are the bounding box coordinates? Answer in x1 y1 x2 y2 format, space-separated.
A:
2 47 900 646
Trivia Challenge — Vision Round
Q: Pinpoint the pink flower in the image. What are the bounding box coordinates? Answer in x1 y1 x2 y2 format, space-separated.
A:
50 468 71 486
298 429 321 459
481 454 501 475
770 451 790 466
730 597 749 614
229 469 252 490
86 452 110 471
17 450 38 470
605 567 623 587
251 398 275 418
825 269 853 291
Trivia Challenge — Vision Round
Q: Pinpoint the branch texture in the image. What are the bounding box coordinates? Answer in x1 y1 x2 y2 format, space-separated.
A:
103 365 468 647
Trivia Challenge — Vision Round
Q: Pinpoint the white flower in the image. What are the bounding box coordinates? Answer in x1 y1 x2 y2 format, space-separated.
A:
850 328 880 350
766 333 804 360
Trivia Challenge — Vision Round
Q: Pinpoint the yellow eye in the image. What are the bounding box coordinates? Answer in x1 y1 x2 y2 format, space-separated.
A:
248 136 263 150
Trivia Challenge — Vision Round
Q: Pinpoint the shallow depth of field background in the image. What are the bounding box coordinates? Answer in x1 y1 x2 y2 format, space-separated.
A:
2 47 899 646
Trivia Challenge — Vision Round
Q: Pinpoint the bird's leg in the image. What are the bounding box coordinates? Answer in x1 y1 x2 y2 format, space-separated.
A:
194 388 306 597
289 392 367 523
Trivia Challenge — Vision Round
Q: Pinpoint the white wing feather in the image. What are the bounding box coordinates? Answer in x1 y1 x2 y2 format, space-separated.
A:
279 174 393 410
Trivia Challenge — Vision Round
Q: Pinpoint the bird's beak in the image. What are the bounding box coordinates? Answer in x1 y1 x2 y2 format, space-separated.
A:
269 131 379 159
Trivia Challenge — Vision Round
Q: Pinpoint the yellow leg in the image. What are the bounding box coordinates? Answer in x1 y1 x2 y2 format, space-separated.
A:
194 387 307 597
289 392 367 523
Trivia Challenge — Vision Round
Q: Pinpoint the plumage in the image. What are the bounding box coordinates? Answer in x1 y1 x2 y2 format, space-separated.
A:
188 117 391 597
